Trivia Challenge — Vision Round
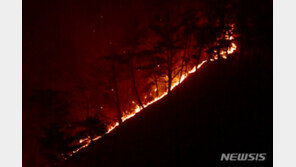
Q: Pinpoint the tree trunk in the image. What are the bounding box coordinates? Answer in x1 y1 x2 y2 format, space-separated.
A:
195 46 201 69
167 49 172 95
130 60 144 109
152 75 159 97
114 78 122 124
179 35 188 84
168 72 172 95
153 75 159 97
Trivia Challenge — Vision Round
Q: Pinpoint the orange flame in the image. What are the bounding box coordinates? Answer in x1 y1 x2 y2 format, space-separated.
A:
227 43 237 54
65 60 208 159
121 60 207 122
66 25 237 158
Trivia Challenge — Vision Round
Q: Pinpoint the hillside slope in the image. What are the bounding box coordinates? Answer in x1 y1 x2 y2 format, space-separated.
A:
64 58 272 167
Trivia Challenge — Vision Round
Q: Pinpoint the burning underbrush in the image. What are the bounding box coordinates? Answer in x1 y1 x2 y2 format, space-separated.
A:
40 21 238 164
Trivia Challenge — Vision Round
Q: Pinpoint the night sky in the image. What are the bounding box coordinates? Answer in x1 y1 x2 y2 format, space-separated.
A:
23 0 199 93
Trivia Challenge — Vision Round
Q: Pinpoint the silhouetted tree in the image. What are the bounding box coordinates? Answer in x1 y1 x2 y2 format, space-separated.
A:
137 54 166 97
121 22 147 109
110 53 124 124
178 9 198 83
203 0 236 62
149 12 183 95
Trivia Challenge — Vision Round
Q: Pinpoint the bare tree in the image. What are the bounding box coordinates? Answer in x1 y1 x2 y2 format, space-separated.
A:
178 9 198 83
149 12 183 95
103 52 124 124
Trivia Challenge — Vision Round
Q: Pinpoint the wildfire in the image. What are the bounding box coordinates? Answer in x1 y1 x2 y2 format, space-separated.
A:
122 60 208 122
64 60 208 159
227 43 237 54
64 134 103 159
106 122 120 133
65 52 233 159
79 136 90 144
211 42 237 60
65 26 238 160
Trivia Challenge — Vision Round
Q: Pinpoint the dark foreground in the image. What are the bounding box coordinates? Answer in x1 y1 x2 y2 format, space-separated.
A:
63 56 272 167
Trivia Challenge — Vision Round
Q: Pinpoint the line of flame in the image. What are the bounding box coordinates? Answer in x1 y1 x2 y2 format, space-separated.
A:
65 60 207 159
66 41 236 159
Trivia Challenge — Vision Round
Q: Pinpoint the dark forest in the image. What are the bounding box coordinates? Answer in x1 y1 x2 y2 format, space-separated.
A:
23 0 273 166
